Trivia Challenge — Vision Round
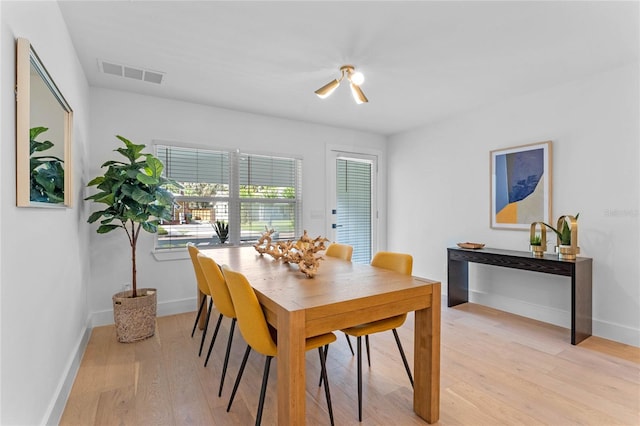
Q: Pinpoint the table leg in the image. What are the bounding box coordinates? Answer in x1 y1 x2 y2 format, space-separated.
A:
447 254 468 307
277 309 306 425
572 260 593 344
413 282 441 423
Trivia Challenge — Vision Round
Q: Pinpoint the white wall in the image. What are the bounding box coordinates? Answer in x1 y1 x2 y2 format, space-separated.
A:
88 88 386 323
0 2 91 425
388 63 640 346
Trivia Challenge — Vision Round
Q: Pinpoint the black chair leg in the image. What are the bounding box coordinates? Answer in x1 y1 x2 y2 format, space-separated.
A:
318 347 335 426
255 356 273 426
345 333 355 355
357 336 363 422
204 314 223 367
227 345 251 412
191 295 206 337
392 328 414 387
318 344 330 387
218 318 237 397
365 335 371 367
199 298 214 356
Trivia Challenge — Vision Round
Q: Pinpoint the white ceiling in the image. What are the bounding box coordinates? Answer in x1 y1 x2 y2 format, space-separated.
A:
58 1 639 136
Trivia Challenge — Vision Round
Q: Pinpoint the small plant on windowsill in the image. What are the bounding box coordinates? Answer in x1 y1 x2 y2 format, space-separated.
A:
530 234 542 246
213 220 229 244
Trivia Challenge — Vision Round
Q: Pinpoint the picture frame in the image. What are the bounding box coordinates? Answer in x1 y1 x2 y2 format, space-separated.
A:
490 141 552 230
16 37 73 207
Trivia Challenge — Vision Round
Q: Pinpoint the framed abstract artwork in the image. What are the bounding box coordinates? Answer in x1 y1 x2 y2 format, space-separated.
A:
490 141 552 230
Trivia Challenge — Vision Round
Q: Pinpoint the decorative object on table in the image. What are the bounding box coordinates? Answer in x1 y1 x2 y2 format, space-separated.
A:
16 38 73 207
490 141 552 230
544 213 580 260
254 227 291 260
529 222 547 257
283 231 329 278
457 242 485 249
85 136 180 342
212 220 229 243
254 228 329 278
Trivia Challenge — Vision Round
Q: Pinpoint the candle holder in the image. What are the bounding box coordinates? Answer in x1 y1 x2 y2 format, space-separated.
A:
529 222 547 257
549 215 580 260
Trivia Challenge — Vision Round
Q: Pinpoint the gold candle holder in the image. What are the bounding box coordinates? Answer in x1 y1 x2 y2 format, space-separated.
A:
554 215 580 260
529 222 547 257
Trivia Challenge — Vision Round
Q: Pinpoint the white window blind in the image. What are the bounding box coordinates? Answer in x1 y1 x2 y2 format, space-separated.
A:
237 153 302 242
154 145 301 249
336 158 371 263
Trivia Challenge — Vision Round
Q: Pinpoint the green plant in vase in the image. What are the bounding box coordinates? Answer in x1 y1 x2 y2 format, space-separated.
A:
213 220 229 243
543 213 580 260
85 136 181 342
530 234 542 246
543 213 579 245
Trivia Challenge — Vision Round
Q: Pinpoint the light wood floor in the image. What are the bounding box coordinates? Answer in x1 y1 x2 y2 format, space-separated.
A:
61 303 640 425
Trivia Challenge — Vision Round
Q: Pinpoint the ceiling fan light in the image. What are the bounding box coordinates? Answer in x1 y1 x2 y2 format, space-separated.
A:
350 71 365 85
350 83 368 104
315 79 340 99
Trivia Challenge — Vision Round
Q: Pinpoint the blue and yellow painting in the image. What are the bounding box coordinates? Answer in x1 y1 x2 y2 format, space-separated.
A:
494 148 544 224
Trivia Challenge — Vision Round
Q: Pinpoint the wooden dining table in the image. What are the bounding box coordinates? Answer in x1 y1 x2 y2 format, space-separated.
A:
200 246 441 425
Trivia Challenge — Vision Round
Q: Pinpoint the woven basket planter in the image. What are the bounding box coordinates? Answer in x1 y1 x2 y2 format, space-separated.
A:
112 288 157 343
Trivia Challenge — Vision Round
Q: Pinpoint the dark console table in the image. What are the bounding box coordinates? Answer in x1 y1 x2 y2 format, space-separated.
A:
447 247 592 345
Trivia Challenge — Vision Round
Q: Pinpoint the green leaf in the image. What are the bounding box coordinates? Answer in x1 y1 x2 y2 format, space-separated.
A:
136 173 159 186
141 221 158 233
30 126 48 140
86 176 104 187
97 224 120 233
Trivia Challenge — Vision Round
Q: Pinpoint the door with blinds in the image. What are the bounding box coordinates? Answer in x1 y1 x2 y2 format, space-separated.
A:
329 152 377 264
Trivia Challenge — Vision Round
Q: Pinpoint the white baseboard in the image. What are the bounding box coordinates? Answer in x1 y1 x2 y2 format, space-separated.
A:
447 290 639 347
43 320 92 426
91 296 198 327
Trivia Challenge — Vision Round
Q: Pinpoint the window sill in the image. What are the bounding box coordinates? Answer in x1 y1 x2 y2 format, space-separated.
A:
152 244 240 261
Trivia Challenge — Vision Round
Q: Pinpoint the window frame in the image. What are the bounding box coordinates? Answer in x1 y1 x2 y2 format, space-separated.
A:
153 142 302 253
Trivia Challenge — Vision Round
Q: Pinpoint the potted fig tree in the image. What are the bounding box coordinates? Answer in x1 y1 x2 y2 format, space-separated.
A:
86 136 179 342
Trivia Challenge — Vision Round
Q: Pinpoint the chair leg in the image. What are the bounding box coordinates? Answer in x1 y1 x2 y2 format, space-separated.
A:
218 318 237 397
199 298 214 356
191 295 207 337
227 345 251 412
357 336 363 422
255 356 273 426
318 347 335 426
204 314 223 367
318 344 330 387
365 335 371 367
392 328 414 388
345 333 355 356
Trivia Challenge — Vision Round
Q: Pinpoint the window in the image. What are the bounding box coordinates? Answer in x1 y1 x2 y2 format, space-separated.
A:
155 144 301 249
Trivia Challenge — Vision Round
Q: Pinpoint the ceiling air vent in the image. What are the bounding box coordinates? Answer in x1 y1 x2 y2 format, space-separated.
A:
98 59 164 84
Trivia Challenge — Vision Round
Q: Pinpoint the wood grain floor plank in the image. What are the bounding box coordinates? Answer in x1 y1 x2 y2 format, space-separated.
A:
61 303 640 425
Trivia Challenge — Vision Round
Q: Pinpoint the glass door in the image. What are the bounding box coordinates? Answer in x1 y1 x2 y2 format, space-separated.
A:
328 152 377 263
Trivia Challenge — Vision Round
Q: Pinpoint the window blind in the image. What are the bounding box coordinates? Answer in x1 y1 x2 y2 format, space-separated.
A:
157 145 228 186
336 159 371 263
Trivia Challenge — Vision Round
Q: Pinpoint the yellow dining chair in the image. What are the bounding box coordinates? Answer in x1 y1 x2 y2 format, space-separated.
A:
325 242 353 262
324 243 356 356
341 251 414 422
186 243 214 357
223 266 336 426
196 253 238 397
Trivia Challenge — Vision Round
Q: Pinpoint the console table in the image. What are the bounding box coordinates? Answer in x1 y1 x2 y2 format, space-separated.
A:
447 247 592 345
